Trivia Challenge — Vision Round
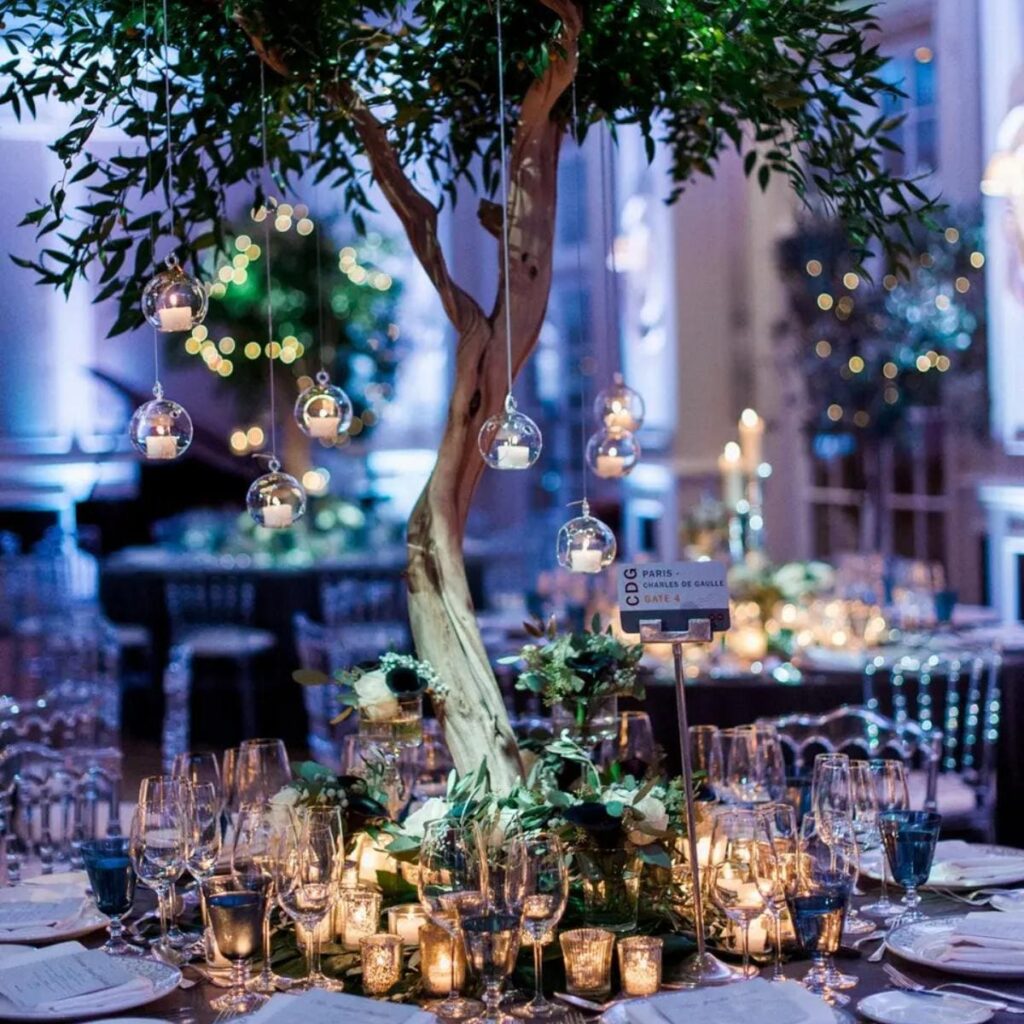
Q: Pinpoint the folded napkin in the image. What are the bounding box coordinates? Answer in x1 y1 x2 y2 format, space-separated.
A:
0 897 86 937
938 911 1024 968
931 841 1024 884
246 989 435 1024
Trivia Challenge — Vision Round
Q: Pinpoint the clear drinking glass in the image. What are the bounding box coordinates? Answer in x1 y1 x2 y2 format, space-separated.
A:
842 761 881 937
879 809 941 923
202 873 270 1014
755 802 798 982
861 759 910 917
138 775 191 953
275 806 344 991
708 809 767 978
81 837 142 956
510 832 568 1019
614 711 657 777
721 727 757 804
752 726 787 803
689 725 724 800
417 819 484 1021
172 752 223 800
235 739 291 807
811 753 852 840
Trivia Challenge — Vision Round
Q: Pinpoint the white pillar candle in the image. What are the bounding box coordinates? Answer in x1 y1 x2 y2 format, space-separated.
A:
738 408 764 473
595 454 627 478
386 903 427 946
357 833 398 884
570 547 603 574
157 305 194 332
145 435 177 460
261 503 293 528
718 442 743 509
496 443 530 468
307 414 340 438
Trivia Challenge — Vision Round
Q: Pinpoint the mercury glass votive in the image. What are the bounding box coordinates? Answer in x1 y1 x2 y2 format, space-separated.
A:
387 903 428 946
419 922 468 997
338 884 382 950
361 933 403 995
617 936 663 997
559 928 615 1000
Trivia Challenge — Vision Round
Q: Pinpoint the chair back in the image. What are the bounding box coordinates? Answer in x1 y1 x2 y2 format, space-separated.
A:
320 576 407 626
759 704 941 810
165 575 257 634
161 645 194 771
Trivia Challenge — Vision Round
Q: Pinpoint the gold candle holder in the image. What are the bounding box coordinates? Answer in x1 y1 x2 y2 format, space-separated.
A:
617 936 663 997
559 928 615 1000
338 884 382 949
361 933 403 995
419 922 467 997
387 903 428 946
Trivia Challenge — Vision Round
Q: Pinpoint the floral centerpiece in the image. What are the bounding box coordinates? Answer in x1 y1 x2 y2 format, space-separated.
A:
501 617 644 745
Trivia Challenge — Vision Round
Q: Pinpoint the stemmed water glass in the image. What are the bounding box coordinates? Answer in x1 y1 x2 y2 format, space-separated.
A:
811 753 852 839
129 779 188 963
689 725 724 800
172 752 223 797
235 739 291 807
752 725 787 803
721 727 757 804
417 819 484 1022
708 809 767 978
183 782 222 956
233 801 287 993
861 759 909 917
81 836 142 956
755 802 798 982
202 873 270 1015
275 805 345 991
511 831 568 1020
879 809 941 923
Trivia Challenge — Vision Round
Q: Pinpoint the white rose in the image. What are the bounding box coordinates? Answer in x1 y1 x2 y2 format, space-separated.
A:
400 797 449 840
628 794 669 844
354 670 400 721
268 786 300 832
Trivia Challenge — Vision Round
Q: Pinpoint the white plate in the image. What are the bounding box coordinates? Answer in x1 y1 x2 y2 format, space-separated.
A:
887 914 1024 979
990 892 1024 913
861 845 1024 891
600 991 850 1023
0 956 180 1022
0 906 107 945
0 944 35 962
858 990 993 1024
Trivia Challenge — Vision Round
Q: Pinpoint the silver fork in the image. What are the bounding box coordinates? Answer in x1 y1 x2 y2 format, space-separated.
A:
884 963 1024 1013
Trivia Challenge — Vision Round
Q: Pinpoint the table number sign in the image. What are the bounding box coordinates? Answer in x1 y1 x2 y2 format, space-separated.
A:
617 561 730 635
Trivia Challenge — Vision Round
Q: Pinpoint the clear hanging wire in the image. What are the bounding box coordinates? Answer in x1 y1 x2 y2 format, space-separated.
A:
572 82 587 504
159 0 178 241
495 0 514 400
258 61 278 461
307 117 327 377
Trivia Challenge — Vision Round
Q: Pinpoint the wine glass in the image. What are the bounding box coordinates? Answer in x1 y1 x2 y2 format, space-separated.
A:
510 832 567 1019
755 802 798 982
879 809 941 923
787 815 857 1005
128 789 187 963
752 726 787 803
222 747 240 823
689 725 724 800
417 819 485 1022
202 873 270 1014
861 759 909 917
276 805 344 991
172 751 223 797
233 801 287 993
179 781 222 956
81 837 143 956
614 712 657 777
708 809 766 978
843 761 881 938
721 727 756 804
235 739 291 807
811 753 851 840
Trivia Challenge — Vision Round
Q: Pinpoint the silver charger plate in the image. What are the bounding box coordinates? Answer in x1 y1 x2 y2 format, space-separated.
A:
0 955 181 1021
886 914 1024 979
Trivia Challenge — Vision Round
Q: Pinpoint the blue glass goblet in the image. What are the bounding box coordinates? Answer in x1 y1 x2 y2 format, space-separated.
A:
879 810 941 923
81 837 144 956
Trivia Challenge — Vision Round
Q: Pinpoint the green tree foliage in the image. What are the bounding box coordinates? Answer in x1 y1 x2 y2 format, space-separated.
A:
1 0 937 334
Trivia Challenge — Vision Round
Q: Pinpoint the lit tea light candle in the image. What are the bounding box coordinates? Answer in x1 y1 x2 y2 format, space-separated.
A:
307 412 341 438
338 884 381 949
595 453 627 478
357 833 399 884
360 933 402 995
145 434 177 460
387 903 427 946
261 503 293 529
559 928 615 1000
419 922 467 997
617 935 663 997
569 545 602 574
496 443 530 469
157 304 193 332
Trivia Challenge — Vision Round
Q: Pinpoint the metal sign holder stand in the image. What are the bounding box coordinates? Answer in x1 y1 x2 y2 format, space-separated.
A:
638 615 744 987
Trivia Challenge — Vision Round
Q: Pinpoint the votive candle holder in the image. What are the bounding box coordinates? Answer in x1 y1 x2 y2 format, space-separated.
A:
387 903 428 946
559 928 615 1000
419 922 467 997
338 884 382 950
617 935 663 997
361 933 403 995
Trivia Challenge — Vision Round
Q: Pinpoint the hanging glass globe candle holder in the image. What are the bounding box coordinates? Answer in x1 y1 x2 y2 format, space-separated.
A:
294 371 354 442
586 426 640 479
478 394 543 470
594 372 645 434
557 500 617 574
128 384 192 461
141 253 209 332
246 460 306 529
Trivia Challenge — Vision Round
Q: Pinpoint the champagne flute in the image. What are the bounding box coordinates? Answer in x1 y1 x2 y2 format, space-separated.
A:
510 832 567 1020
276 805 344 991
755 802 798 982
128 793 187 963
417 819 485 1022
235 739 291 807
861 759 909 917
233 801 287 993
183 781 222 957
708 809 766 978
202 873 270 1014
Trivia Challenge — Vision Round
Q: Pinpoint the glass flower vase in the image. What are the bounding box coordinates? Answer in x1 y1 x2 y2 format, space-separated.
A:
574 841 642 934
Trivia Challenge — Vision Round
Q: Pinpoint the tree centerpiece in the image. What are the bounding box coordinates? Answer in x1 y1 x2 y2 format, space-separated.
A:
1 0 936 787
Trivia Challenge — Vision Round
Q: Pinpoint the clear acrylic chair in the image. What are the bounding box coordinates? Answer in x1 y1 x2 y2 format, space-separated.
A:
319 575 408 626
161 645 194 771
